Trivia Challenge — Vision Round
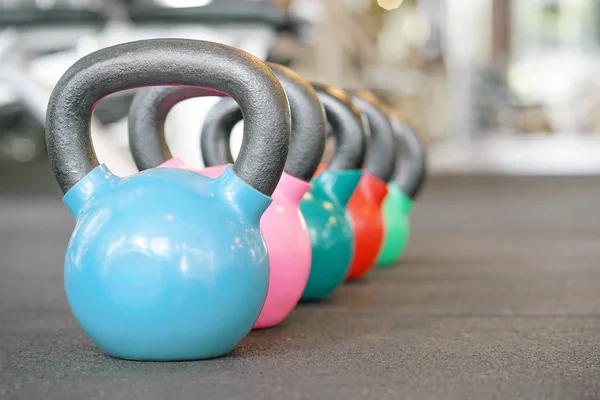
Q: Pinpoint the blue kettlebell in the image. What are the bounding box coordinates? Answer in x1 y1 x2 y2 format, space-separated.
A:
45 39 291 361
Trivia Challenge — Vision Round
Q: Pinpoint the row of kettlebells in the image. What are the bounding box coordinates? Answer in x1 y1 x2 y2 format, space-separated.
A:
46 38 426 361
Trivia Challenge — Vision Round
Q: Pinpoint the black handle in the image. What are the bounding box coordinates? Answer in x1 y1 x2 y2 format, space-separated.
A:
312 83 366 171
390 116 427 199
349 90 396 183
201 63 326 182
198 96 239 166
129 86 226 170
47 38 290 197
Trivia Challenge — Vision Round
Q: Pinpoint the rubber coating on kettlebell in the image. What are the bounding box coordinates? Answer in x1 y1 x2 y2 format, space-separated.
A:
346 170 388 280
48 38 290 197
376 184 413 266
312 83 366 171
375 116 427 267
200 63 326 181
300 169 362 301
349 90 396 183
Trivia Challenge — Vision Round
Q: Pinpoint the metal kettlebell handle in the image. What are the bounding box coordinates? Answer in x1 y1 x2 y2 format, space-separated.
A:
200 63 326 182
390 115 427 200
128 85 226 170
311 83 366 171
129 62 325 183
46 38 291 197
199 97 239 166
349 90 397 183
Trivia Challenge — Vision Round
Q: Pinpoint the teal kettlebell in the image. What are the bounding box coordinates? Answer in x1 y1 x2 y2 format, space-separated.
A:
301 84 367 300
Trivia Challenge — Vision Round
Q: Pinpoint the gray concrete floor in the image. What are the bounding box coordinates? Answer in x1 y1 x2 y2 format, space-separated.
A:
1 174 600 399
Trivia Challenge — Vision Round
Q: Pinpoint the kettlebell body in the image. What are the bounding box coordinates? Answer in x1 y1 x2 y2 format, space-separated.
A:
198 166 312 328
345 171 388 280
376 183 412 266
186 65 329 322
64 164 270 360
48 39 292 360
300 169 361 301
162 158 312 328
128 62 320 329
344 90 397 281
376 118 427 267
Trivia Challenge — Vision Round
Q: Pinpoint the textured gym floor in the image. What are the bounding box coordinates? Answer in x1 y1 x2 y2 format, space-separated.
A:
1 168 600 399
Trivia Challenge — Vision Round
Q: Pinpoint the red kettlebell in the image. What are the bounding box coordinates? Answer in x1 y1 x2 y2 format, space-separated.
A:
345 90 397 281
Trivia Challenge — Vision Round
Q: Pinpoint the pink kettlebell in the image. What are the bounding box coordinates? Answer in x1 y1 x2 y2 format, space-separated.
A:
128 63 326 329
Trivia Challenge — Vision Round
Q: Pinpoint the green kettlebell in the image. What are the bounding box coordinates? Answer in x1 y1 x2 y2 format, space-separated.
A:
376 115 427 266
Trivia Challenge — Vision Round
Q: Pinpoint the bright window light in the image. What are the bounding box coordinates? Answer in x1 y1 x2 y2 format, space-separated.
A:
377 0 403 11
158 0 213 8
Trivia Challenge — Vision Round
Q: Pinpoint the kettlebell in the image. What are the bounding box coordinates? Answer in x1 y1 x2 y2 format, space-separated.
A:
300 83 366 300
345 90 396 281
129 63 321 328
376 116 427 266
46 39 291 361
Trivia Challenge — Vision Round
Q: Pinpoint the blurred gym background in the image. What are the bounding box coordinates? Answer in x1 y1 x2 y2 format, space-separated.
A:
1 0 599 195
